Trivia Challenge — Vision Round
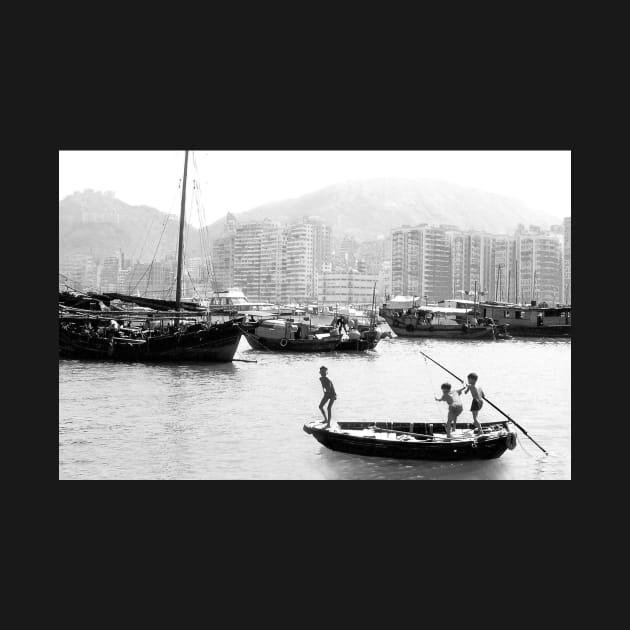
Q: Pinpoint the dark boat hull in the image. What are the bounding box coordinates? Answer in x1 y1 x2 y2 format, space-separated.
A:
59 321 243 362
336 337 380 351
304 421 512 461
244 334 341 352
507 325 571 337
388 324 497 339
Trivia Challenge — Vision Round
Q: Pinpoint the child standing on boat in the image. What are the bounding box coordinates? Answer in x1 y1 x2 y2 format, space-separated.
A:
435 383 464 439
318 366 337 428
461 372 485 434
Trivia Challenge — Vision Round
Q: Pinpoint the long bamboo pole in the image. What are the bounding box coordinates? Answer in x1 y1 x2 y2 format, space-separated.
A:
419 351 548 454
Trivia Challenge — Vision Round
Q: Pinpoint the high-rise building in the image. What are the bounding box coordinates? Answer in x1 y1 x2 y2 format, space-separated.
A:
317 270 379 307
283 218 332 302
563 217 571 304
98 253 122 293
516 231 563 305
447 230 517 302
211 235 235 290
391 225 451 303
59 253 97 292
211 213 239 291
488 236 517 303
233 219 285 302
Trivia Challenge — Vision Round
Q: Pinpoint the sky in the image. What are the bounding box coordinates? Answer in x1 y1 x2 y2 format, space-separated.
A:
59 150 571 228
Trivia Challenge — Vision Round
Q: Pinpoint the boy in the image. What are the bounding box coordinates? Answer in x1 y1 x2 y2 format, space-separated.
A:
435 382 464 439
461 372 485 434
318 366 337 427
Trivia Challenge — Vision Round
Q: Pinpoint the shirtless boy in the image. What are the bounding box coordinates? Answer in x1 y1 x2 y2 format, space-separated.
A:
462 372 485 434
318 366 337 427
435 382 464 439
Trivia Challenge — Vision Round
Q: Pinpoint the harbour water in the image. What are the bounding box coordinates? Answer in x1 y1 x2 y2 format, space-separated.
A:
59 332 571 480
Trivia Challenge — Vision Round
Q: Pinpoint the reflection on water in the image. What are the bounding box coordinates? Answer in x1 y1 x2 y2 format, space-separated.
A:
59 335 570 480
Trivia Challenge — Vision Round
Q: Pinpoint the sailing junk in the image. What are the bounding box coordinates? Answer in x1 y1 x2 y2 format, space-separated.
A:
58 151 244 362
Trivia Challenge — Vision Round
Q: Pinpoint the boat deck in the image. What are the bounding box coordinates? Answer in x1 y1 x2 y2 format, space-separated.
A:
309 420 508 442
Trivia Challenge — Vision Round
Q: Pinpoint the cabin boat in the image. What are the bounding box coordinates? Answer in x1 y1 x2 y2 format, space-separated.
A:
304 419 517 460
441 299 571 337
191 288 276 317
240 317 341 352
381 305 508 339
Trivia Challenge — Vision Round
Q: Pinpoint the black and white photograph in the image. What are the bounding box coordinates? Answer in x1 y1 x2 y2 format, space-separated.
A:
58 150 571 480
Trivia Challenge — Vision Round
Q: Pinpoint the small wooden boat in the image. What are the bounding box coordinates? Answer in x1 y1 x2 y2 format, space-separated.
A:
303 419 517 460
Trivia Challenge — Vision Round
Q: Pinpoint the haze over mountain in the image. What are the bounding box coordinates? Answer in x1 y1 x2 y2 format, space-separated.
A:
218 179 557 241
59 179 559 262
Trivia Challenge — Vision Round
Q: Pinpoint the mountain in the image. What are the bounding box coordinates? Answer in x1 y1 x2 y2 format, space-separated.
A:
204 179 558 241
59 190 204 263
59 180 558 262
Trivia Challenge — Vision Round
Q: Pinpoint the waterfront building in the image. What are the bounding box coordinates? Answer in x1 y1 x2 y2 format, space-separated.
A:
516 231 563 305
317 270 379 308
283 218 332 303
212 213 238 291
391 225 452 303
233 219 285 303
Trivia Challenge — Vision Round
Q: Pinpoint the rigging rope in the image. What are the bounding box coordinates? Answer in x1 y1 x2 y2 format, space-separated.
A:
131 211 172 295
127 179 180 294
191 152 219 294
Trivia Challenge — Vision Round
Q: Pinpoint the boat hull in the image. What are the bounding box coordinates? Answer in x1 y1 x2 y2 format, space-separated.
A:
304 421 511 461
243 333 341 352
507 325 571 337
335 338 379 351
59 321 243 362
388 323 497 339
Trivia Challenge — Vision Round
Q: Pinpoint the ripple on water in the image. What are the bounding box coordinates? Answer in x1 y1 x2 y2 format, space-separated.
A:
59 336 570 479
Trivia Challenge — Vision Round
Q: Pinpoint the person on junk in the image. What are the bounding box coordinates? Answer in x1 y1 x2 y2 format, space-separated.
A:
435 382 465 439
318 366 337 428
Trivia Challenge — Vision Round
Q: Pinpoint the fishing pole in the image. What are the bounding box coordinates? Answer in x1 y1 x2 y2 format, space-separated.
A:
419 351 548 455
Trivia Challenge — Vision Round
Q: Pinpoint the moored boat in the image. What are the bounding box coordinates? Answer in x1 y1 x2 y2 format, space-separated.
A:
382 306 507 339
240 317 341 352
441 299 571 337
59 306 244 362
304 419 516 460
58 151 245 363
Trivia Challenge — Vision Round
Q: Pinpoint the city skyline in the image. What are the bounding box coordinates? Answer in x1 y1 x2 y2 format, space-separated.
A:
60 214 570 306
59 150 571 228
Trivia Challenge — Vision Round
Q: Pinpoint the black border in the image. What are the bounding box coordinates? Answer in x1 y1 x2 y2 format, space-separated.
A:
47 56 580 574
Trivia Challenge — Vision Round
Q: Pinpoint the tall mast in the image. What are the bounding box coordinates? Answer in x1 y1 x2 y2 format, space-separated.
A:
175 150 189 317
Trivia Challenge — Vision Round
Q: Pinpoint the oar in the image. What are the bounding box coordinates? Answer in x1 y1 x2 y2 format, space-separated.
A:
419 351 548 455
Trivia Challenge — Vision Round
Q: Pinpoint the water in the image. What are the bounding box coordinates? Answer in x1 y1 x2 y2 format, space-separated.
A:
59 333 571 480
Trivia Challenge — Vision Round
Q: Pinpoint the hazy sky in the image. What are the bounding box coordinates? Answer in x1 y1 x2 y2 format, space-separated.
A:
59 150 571 228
